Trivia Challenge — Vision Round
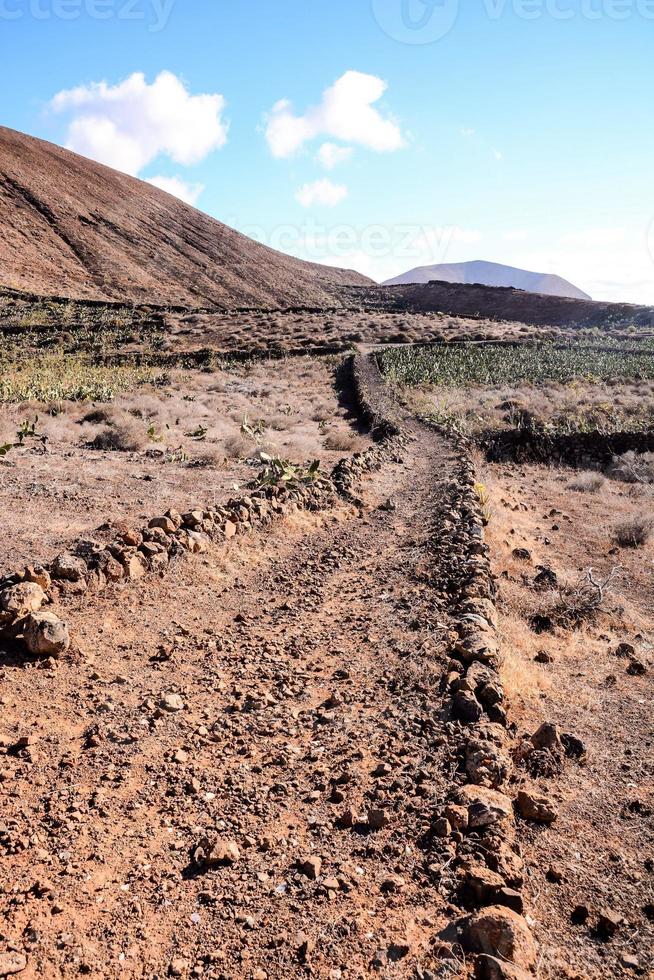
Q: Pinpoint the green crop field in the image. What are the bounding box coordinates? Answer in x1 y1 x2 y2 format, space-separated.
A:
378 342 654 388
379 341 654 437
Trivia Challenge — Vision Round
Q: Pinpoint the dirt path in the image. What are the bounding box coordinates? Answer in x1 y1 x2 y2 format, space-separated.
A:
0 393 471 977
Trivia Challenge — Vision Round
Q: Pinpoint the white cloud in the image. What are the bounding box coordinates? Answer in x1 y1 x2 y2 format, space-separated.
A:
49 71 228 177
295 179 348 208
146 175 205 206
503 230 528 242
317 142 354 170
266 71 404 159
460 127 476 138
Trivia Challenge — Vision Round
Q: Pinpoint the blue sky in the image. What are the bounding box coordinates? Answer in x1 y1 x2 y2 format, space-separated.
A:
1 0 653 301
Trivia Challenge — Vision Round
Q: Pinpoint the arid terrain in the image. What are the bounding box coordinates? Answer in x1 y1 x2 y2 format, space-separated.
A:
482 461 653 979
0 133 652 980
0 354 370 571
0 128 370 308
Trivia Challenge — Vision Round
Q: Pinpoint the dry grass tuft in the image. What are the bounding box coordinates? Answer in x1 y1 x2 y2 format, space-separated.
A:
612 516 653 548
498 611 552 708
324 431 366 453
267 413 293 432
223 434 254 460
89 414 146 452
568 472 606 493
187 448 223 469
82 407 113 425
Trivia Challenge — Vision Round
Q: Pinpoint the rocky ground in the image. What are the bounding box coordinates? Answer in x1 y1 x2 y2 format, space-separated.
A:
0 353 651 980
0 373 471 978
482 461 654 978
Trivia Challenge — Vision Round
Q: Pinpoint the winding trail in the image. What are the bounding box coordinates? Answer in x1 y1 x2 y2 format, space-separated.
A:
0 363 477 978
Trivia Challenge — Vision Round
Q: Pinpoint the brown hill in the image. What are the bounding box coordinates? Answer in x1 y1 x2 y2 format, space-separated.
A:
342 279 654 329
0 126 371 309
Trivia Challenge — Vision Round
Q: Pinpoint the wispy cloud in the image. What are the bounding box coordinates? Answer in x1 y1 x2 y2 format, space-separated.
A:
317 142 354 169
295 178 348 208
459 125 504 163
146 175 205 206
266 71 405 159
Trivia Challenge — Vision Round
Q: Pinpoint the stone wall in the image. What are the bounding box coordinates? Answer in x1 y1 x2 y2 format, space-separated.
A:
482 427 654 466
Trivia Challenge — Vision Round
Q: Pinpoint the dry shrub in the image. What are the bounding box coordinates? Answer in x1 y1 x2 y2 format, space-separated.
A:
538 568 621 628
188 447 222 469
609 451 654 485
87 408 146 452
223 434 253 459
612 517 653 548
324 431 366 453
568 472 605 493
267 413 293 432
82 407 113 425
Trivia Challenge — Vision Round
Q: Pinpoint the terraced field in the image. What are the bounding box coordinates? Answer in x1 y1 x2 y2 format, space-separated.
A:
0 338 652 980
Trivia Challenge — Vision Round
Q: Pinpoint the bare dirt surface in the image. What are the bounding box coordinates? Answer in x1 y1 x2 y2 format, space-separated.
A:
0 127 370 309
0 390 475 978
0 357 369 573
483 461 654 978
1 339 652 979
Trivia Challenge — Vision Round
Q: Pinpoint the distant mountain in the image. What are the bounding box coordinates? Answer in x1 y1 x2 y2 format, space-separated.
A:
383 259 591 301
0 126 371 309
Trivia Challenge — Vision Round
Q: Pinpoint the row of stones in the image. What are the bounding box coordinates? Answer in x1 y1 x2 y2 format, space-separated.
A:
0 356 403 660
348 367 543 978
428 438 539 980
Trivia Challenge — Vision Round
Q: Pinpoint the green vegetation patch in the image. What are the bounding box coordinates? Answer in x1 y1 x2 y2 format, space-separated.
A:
0 349 168 403
379 342 654 387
